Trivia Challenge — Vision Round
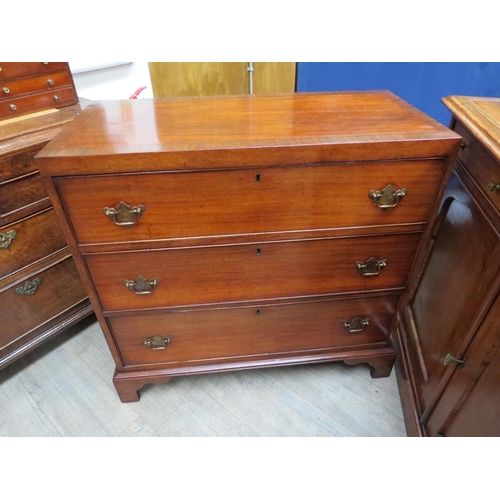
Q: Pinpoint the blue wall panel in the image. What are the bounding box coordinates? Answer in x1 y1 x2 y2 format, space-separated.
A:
296 63 500 125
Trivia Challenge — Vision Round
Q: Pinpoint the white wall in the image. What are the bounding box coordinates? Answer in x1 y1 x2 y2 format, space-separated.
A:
69 62 154 100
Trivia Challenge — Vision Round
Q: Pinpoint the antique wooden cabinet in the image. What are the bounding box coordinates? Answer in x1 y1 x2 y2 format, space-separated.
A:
393 95 500 436
35 91 460 402
0 94 92 369
0 62 78 120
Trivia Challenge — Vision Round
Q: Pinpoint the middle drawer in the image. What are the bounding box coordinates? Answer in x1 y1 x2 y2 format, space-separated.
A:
85 233 421 312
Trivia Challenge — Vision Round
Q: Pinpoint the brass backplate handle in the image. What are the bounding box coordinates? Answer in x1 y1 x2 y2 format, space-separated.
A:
488 182 500 192
444 353 466 367
0 229 16 249
15 277 42 295
355 257 387 276
143 335 173 350
103 201 145 226
124 275 160 295
369 185 408 209
343 317 370 333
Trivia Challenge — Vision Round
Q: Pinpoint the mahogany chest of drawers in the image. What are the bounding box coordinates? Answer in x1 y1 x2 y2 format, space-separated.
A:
0 94 92 369
35 91 461 402
0 62 78 120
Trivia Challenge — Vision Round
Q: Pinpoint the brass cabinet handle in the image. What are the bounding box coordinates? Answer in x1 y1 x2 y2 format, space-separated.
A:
488 182 500 192
443 353 466 367
124 275 160 295
369 185 408 209
343 317 370 333
355 257 387 276
0 229 16 249
143 335 173 350
15 277 42 295
103 201 145 226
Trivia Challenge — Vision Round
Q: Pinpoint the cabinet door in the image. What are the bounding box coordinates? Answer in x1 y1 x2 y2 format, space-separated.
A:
148 63 296 97
426 290 500 436
404 171 500 421
444 343 500 436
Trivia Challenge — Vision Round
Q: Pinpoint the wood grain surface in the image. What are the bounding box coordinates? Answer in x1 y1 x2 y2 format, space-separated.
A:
56 159 444 246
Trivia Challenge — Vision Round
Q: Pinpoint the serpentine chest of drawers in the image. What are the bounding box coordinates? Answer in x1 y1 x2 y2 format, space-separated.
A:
36 92 461 402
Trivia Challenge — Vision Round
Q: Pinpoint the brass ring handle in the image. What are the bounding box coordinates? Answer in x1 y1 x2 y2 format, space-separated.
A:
15 277 42 295
103 201 145 226
343 317 370 333
488 182 500 192
369 185 408 209
443 353 466 367
355 257 387 276
0 229 16 249
124 275 160 295
143 335 173 350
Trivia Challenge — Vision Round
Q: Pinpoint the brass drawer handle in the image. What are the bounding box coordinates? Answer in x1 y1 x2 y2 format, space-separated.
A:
369 185 407 209
0 229 16 249
343 317 370 333
15 277 42 295
143 335 173 350
9 104 17 111
47 79 54 86
355 257 387 276
124 275 160 295
488 182 500 192
103 201 145 226
3 86 10 94
443 353 466 367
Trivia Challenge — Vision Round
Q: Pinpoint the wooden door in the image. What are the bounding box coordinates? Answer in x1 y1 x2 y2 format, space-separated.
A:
426 289 500 436
404 172 500 422
148 62 296 97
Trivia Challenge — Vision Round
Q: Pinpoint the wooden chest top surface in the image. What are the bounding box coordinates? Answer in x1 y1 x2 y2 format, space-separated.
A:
443 95 500 161
36 91 460 175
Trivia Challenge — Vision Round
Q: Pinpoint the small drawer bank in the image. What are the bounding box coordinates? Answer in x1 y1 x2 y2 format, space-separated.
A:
35 91 461 403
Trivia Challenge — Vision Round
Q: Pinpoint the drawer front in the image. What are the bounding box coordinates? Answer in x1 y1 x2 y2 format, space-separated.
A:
0 173 48 221
0 208 67 280
0 62 69 81
0 256 87 352
0 143 47 184
0 71 73 100
57 160 445 245
86 233 421 312
0 87 78 119
110 294 399 367
455 121 500 214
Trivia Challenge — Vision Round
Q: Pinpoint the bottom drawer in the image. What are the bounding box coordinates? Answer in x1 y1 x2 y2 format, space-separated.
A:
109 294 399 367
0 255 87 352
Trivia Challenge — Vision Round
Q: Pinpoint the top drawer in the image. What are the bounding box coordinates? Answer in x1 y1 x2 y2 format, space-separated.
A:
455 121 500 215
56 159 446 245
0 63 68 81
